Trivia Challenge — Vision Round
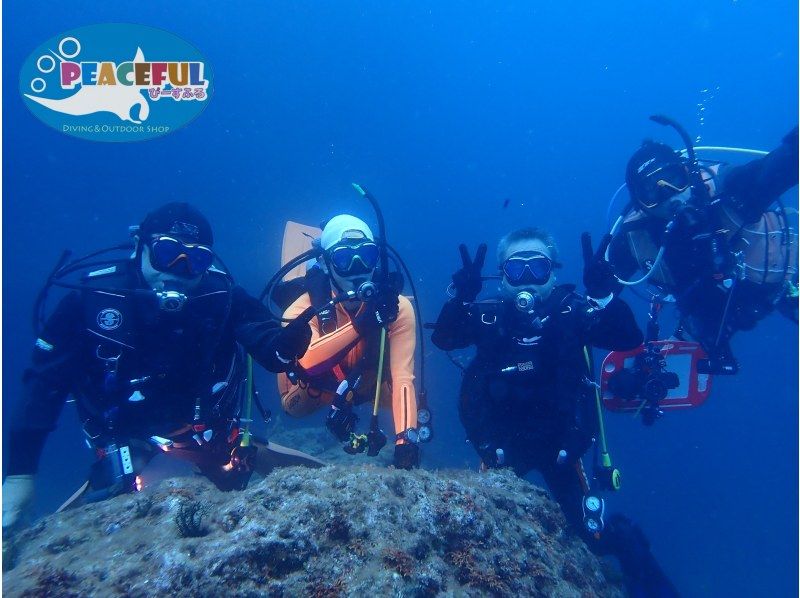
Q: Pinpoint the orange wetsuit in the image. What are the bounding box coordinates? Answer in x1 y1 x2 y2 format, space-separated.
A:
277 293 417 445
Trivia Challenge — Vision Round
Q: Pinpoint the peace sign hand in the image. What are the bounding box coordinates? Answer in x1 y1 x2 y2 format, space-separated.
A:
452 243 487 302
581 232 616 299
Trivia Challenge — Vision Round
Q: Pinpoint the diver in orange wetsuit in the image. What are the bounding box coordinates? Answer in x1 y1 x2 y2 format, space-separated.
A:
277 214 420 469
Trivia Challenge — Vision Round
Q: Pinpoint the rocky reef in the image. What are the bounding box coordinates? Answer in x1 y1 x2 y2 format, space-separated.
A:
3 465 623 597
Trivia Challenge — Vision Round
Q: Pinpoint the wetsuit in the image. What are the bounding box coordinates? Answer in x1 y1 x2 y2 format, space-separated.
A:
8 260 291 492
432 286 678 595
278 290 418 447
610 128 799 369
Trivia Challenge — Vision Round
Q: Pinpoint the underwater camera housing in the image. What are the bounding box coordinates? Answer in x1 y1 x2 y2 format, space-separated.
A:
601 340 713 425
606 345 679 425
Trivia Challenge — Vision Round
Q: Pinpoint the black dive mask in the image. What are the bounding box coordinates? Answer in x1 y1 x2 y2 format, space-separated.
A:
501 251 557 286
634 161 690 210
149 236 214 277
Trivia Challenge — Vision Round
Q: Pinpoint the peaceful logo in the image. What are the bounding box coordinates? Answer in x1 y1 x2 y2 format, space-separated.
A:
20 24 213 142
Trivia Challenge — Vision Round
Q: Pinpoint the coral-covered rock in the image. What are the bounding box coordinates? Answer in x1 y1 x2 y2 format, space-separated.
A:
3 466 623 597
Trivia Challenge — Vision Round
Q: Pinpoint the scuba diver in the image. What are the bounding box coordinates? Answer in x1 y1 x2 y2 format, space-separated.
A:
608 117 798 375
3 202 317 531
267 185 432 470
430 228 679 597
275 213 422 469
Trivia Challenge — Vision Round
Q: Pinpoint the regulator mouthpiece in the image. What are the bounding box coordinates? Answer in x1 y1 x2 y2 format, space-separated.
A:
156 290 187 312
514 291 539 313
356 281 377 302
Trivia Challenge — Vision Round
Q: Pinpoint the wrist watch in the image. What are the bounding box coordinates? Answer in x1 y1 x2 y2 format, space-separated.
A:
395 428 419 444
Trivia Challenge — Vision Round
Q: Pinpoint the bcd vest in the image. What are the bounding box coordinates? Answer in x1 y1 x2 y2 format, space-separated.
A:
77 262 239 435
463 286 593 421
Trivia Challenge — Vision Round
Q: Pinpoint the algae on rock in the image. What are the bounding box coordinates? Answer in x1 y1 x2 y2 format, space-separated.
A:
3 466 624 597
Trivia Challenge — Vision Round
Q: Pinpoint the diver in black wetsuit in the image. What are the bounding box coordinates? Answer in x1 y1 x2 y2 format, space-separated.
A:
609 121 798 375
431 227 678 597
3 202 315 530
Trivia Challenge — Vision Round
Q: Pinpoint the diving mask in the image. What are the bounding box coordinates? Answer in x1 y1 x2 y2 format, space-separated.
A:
636 161 690 210
327 241 380 276
501 251 557 286
149 236 214 277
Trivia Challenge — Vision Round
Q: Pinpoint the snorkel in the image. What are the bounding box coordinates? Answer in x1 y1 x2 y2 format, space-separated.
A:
649 114 709 209
349 183 399 456
351 183 389 289
349 184 433 445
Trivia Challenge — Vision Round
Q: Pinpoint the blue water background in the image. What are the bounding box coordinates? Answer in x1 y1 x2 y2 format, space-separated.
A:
4 2 797 595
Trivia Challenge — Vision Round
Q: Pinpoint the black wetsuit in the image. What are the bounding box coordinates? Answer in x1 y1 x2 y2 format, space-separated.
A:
8 260 287 489
433 285 640 520
610 128 799 368
432 286 678 595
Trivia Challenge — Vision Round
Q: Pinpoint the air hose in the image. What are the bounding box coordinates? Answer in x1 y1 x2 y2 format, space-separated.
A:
584 346 621 491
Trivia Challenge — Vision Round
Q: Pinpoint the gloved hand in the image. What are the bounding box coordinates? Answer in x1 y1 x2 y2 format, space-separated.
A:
352 285 399 334
2 474 35 531
581 232 616 299
452 243 487 302
393 443 419 470
275 316 313 362
326 405 359 442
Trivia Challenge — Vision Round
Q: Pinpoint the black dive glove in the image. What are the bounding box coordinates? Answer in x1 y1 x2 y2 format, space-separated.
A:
326 405 359 441
581 232 616 299
451 243 487 302
352 285 399 334
393 443 419 470
275 316 313 362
